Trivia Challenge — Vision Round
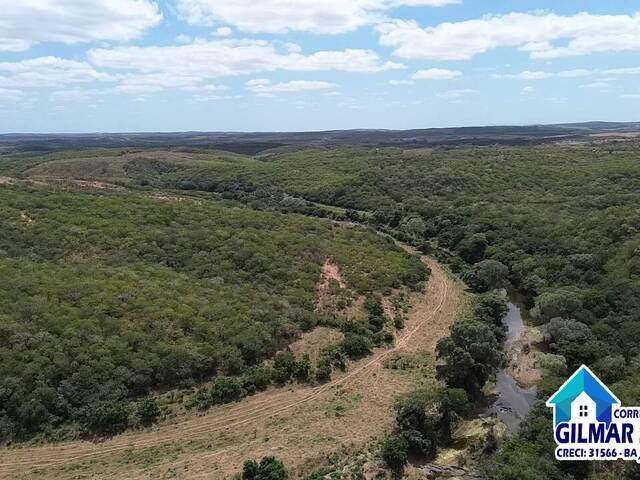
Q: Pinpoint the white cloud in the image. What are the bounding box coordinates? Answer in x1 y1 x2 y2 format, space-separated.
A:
602 66 640 75
558 69 592 78
87 40 402 94
176 34 193 44
176 0 459 35
411 68 461 80
377 12 640 60
0 87 23 101
521 86 535 94
0 0 162 52
246 79 336 96
580 81 609 89
493 71 552 80
0 57 113 88
390 79 413 85
213 27 233 37
436 88 473 98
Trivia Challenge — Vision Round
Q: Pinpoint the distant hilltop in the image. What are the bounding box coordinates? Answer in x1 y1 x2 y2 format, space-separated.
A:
1 121 639 155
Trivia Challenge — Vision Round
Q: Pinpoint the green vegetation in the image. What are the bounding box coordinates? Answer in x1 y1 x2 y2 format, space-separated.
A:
241 456 289 480
0 183 426 441
92 143 640 478
4 139 640 478
380 387 470 475
380 434 408 474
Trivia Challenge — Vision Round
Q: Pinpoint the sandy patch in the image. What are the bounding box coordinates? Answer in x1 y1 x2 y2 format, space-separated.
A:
505 325 545 388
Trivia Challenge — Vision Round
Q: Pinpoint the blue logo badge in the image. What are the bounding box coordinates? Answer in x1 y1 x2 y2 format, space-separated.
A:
546 365 640 462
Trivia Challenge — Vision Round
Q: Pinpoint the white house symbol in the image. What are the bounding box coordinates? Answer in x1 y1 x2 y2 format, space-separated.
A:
571 391 597 424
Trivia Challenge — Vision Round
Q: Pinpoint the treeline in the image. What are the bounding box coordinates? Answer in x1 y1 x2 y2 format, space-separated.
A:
0 184 427 441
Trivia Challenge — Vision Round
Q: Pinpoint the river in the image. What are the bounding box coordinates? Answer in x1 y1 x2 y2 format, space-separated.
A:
486 298 537 434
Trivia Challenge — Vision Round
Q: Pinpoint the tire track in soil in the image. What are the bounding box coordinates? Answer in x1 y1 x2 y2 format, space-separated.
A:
0 255 454 478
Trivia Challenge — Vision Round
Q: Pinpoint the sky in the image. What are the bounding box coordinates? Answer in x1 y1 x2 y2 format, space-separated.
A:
1 1 640 133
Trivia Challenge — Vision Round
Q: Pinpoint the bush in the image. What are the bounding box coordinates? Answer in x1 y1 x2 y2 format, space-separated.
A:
210 377 245 404
394 389 445 457
380 435 408 473
315 358 332 383
340 333 372 358
136 397 161 427
242 456 288 480
273 351 298 384
293 355 312 383
79 401 130 437
241 366 274 394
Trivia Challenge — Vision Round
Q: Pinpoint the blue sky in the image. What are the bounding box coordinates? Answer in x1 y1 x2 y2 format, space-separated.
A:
1 1 639 133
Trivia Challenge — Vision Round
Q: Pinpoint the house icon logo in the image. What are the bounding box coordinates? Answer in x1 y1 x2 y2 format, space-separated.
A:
546 365 640 462
546 365 620 427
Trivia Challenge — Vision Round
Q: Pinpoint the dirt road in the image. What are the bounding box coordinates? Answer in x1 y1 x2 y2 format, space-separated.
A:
0 254 462 479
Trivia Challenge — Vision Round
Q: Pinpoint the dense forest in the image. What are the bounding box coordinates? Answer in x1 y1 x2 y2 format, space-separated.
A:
0 183 426 441
3 140 640 478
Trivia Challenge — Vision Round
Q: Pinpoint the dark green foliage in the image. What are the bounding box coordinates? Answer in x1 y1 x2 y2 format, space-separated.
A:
193 377 247 410
531 290 583 323
380 435 408 473
546 318 608 370
314 358 332 383
241 366 273 394
364 296 385 317
242 456 289 480
436 321 506 397
340 333 372 358
78 401 130 437
472 260 509 292
210 377 245 404
473 292 508 343
393 388 469 458
458 233 488 264
0 185 424 440
136 397 161 427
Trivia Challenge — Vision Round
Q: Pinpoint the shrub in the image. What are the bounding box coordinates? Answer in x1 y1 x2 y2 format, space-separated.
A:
210 377 245 404
241 367 273 394
136 397 161 427
273 351 298 384
79 401 130 437
242 456 288 480
381 435 409 473
315 358 332 383
340 333 372 358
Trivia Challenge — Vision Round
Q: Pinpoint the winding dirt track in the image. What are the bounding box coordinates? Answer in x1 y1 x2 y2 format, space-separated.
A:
0 254 460 479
